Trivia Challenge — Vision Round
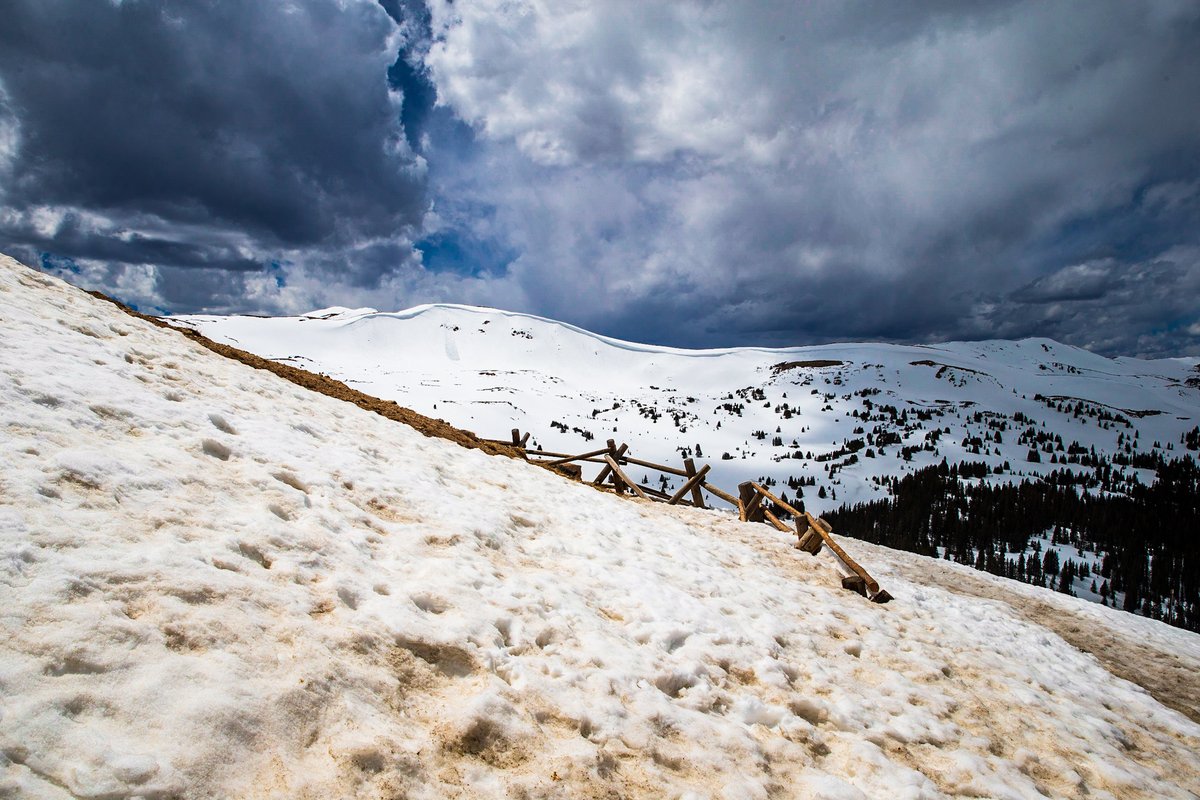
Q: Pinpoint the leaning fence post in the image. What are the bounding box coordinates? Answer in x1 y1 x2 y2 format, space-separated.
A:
603 453 649 500
744 481 891 604
738 482 765 523
669 462 710 506
592 440 627 487
683 458 706 508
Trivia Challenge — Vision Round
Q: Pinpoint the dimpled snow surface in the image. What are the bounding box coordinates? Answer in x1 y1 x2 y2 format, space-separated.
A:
2 255 1199 798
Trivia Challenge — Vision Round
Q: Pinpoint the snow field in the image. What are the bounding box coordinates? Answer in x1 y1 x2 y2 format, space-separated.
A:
2 258 1199 798
174 303 1200 517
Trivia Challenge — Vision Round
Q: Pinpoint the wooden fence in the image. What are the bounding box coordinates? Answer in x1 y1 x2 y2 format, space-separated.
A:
487 428 891 603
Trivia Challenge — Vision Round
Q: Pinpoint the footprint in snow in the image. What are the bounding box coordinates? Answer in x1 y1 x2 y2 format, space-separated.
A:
201 439 232 460
208 413 237 435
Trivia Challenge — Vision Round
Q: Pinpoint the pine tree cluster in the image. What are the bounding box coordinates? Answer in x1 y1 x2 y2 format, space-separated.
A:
826 457 1200 631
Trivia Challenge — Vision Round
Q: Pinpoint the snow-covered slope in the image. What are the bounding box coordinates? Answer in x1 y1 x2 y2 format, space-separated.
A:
174 303 1200 513
4 256 1200 799
174 305 1200 620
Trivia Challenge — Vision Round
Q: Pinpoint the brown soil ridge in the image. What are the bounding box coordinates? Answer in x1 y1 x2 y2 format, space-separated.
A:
85 290 526 460
909 359 986 376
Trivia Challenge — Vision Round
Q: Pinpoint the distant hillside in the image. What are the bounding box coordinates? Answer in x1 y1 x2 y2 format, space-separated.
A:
174 303 1200 625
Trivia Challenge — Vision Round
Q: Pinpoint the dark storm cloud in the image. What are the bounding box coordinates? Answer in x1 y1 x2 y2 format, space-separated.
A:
991 252 1200 358
421 0 1200 357
2 210 260 273
2 0 1198 356
0 0 423 299
1009 262 1118 304
298 239 418 290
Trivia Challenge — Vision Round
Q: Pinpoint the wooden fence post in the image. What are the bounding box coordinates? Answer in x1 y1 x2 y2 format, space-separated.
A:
683 458 706 508
668 462 710 506
604 454 649 500
738 482 765 523
795 521 823 554
592 441 628 487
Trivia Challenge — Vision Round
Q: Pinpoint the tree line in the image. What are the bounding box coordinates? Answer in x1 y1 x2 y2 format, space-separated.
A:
824 457 1200 632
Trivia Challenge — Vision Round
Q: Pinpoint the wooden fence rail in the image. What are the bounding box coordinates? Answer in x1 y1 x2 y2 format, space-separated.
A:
487 428 891 602
743 481 891 603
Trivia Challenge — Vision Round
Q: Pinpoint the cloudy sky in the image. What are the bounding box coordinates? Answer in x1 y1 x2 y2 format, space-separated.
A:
2 1 1198 357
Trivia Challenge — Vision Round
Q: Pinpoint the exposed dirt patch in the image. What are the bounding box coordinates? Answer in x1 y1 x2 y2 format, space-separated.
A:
771 359 845 374
446 717 530 768
393 637 477 678
909 359 986 376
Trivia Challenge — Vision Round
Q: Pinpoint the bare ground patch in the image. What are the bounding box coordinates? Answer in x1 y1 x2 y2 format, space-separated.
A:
771 359 846 374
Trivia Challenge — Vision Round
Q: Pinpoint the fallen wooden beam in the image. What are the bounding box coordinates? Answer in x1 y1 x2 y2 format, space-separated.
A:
747 482 889 603
603 454 649 500
763 508 791 533
528 454 608 465
620 454 690 477
669 463 710 505
524 448 592 459
639 484 676 501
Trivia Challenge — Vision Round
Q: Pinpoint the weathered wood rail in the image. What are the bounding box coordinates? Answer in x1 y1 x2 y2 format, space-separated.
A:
742 481 891 603
485 429 725 509
486 428 892 603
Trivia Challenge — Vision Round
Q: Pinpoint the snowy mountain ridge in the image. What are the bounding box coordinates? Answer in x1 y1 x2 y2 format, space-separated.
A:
173 303 1200 617
174 302 1200 504
242 300 1200 364
4 254 1200 797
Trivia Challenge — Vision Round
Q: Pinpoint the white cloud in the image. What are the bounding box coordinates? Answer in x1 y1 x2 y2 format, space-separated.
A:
414 0 1200 353
5 0 1199 356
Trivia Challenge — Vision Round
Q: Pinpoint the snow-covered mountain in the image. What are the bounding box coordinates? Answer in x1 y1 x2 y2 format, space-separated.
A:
173 304 1200 619
173 303 1200 512
5 257 1200 797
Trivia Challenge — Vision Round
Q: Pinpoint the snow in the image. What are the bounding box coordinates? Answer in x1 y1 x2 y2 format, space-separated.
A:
172 301 1200 621
3 255 1200 798
172 302 1200 516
